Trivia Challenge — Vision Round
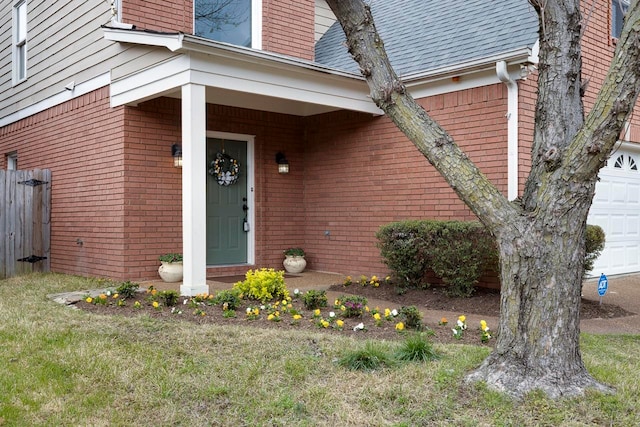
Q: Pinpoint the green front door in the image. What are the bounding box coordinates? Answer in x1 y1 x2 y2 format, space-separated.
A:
206 138 248 265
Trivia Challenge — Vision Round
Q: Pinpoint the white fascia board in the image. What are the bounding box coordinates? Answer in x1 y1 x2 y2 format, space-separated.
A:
110 56 191 107
103 27 184 52
0 73 110 127
188 53 380 114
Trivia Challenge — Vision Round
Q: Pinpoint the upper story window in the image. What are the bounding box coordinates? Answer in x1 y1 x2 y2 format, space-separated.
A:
612 0 629 39
12 0 27 84
195 0 262 49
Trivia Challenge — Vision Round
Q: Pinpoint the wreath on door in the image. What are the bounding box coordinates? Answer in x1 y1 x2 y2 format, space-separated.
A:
208 152 240 186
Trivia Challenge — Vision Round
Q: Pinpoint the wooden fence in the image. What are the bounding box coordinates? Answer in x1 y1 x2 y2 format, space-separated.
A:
0 169 51 279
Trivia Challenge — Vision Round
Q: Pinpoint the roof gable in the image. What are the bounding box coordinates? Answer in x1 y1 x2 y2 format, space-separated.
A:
315 0 539 76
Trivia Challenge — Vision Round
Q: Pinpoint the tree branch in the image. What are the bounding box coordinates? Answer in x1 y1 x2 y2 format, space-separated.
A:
569 0 640 179
325 0 518 233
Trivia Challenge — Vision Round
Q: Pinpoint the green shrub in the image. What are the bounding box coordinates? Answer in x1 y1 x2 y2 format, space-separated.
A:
159 253 183 263
395 333 439 362
302 290 328 310
232 268 290 303
377 220 497 297
398 305 423 330
158 290 180 307
115 281 140 299
585 224 606 276
212 289 242 310
377 220 606 297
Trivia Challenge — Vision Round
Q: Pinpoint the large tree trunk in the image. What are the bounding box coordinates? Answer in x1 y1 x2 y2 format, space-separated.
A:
466 199 613 398
325 0 640 398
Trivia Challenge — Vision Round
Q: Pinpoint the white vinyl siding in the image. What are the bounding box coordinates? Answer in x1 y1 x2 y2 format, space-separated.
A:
12 0 27 84
0 0 182 122
315 0 335 41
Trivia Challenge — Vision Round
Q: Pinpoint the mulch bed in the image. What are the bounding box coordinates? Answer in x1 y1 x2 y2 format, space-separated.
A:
75 283 634 347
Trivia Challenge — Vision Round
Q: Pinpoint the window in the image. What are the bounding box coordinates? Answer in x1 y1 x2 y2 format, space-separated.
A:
195 0 261 49
7 152 18 170
612 0 629 39
613 154 638 171
12 0 27 83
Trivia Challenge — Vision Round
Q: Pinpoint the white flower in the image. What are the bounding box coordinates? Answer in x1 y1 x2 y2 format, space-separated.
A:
329 311 336 318
260 305 266 310
457 319 467 329
183 299 188 305
353 322 365 331
246 307 252 313
452 329 460 336
391 309 398 317
106 290 112 296
293 289 300 295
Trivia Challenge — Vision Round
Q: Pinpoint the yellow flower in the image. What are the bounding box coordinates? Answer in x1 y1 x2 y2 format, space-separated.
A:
112 293 119 299
373 313 381 321
267 314 275 321
293 314 302 320
336 319 344 328
151 289 157 296
321 320 330 328
99 294 107 300
384 308 391 317
314 309 321 316
340 305 346 311
365 306 370 312
85 297 93 303
133 301 141 308
480 320 489 331
282 300 288 306
385 276 391 282
152 301 159 308
334 299 340 306
458 315 466 323
395 322 405 331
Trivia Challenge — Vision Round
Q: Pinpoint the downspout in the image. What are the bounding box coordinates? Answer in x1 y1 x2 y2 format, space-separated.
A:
496 60 519 201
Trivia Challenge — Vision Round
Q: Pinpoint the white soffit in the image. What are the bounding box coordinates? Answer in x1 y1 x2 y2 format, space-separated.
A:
105 29 381 116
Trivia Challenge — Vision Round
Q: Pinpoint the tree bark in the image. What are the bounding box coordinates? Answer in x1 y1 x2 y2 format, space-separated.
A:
325 0 640 398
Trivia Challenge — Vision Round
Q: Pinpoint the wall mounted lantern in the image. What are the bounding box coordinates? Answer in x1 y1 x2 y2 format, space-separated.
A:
172 144 182 168
275 152 289 174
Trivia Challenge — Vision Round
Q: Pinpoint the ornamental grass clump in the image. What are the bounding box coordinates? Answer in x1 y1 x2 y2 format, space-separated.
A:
232 268 290 303
395 333 440 362
338 341 395 371
398 305 423 330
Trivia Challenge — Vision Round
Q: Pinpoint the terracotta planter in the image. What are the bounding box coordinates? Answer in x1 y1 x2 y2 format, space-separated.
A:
158 261 183 283
283 255 306 274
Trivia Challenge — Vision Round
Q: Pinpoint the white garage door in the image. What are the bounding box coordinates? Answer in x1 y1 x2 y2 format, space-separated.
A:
587 148 640 276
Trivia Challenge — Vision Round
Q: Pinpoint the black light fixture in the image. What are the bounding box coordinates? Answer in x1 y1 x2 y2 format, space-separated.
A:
275 152 289 174
172 144 182 168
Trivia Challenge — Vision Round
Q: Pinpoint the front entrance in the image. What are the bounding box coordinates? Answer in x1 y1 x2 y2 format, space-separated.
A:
206 137 250 265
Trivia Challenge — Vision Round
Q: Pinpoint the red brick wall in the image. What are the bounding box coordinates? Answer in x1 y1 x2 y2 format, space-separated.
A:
263 0 316 60
122 0 316 61
122 0 192 33
0 87 128 279
303 84 508 276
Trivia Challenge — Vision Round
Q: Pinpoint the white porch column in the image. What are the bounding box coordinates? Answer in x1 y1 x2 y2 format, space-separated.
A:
180 83 209 296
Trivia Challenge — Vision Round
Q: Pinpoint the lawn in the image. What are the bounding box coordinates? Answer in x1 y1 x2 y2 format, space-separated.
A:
1 273 639 426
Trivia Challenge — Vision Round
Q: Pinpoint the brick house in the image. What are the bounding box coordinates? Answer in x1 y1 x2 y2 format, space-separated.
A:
1 0 638 295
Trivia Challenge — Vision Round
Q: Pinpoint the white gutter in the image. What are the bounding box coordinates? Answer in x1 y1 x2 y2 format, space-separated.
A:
496 60 519 201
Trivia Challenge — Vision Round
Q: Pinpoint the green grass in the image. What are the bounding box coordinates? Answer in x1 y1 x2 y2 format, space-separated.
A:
1 273 640 426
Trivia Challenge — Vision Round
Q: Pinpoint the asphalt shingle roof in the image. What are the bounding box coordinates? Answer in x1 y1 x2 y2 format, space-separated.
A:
315 0 539 76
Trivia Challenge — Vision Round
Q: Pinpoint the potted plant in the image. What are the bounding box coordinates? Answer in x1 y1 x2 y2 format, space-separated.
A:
283 247 306 274
158 253 183 283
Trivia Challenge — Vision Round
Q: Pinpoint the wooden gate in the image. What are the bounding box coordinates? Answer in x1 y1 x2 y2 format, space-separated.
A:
0 169 51 279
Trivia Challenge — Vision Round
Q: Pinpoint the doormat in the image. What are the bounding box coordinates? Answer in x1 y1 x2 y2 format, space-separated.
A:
207 274 298 283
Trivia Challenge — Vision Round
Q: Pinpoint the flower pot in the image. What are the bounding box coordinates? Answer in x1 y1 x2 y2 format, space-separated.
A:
158 261 183 283
283 255 306 274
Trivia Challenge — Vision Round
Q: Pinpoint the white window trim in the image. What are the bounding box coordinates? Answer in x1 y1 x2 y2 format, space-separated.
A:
251 0 262 50
12 0 27 85
7 152 18 170
193 0 262 49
